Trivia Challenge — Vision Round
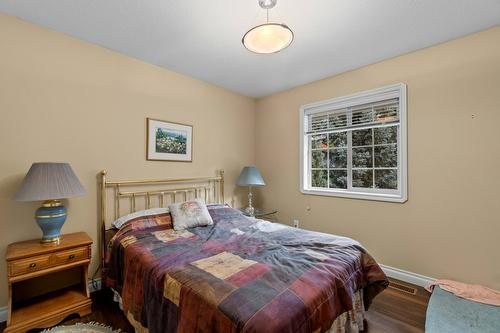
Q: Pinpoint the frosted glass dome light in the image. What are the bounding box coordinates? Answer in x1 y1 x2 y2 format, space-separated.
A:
242 23 294 54
242 0 294 54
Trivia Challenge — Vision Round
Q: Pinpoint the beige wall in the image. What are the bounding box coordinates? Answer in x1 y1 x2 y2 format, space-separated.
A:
0 13 255 307
255 27 500 290
1 11 499 311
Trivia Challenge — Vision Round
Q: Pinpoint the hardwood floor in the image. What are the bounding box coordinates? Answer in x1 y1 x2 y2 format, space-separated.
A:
366 279 430 332
1 279 430 333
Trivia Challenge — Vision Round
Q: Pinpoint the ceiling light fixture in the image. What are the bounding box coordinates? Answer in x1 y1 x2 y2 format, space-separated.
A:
242 0 294 54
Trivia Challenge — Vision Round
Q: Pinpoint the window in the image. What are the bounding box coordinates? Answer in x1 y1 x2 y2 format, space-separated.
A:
300 83 407 202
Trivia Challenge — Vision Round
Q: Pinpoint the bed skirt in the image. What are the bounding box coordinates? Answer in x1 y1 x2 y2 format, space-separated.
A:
326 290 365 333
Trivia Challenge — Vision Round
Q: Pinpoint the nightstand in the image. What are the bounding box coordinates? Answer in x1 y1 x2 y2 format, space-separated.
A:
239 208 278 222
5 232 93 333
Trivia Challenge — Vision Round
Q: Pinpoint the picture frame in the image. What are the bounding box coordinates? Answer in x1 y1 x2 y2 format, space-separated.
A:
146 118 193 162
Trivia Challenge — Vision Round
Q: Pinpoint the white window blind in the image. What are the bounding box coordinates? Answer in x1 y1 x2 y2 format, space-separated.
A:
307 98 399 134
300 84 407 203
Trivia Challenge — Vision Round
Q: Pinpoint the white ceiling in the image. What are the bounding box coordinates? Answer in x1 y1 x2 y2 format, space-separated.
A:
1 0 499 97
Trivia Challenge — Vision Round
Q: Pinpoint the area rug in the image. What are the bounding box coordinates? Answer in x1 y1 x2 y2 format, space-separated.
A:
41 322 121 333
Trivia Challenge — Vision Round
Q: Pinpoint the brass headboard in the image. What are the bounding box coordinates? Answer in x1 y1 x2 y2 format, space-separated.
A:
99 169 224 272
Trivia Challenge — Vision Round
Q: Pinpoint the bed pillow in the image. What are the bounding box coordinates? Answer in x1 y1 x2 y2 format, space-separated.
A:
112 207 170 229
169 199 213 231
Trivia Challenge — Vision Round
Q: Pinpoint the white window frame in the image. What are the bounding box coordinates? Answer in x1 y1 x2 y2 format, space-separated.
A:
299 83 407 203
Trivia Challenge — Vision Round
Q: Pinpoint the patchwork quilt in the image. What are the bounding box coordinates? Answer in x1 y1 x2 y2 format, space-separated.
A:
106 206 388 333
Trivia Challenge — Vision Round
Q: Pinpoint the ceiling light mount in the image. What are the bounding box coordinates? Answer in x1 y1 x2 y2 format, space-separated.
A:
242 0 294 54
258 0 277 10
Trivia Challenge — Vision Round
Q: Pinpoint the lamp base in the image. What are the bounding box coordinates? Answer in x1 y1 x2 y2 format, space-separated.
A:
40 236 61 244
245 206 255 217
35 200 67 243
245 187 255 217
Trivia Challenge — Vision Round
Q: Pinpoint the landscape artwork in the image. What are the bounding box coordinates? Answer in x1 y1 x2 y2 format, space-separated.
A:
147 118 192 161
155 128 187 154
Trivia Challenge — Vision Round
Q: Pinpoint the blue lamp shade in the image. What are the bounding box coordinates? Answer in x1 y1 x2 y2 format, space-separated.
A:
237 166 265 187
14 162 86 243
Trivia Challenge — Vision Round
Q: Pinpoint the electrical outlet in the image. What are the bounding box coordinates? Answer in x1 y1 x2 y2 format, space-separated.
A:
293 219 300 228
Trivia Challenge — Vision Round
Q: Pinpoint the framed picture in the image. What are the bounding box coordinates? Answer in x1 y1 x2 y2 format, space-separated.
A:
147 118 193 162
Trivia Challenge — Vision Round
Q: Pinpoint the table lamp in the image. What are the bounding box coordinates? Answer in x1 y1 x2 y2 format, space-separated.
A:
237 166 265 217
14 162 86 243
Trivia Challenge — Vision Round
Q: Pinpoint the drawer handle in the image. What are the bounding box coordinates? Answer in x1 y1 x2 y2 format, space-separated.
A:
68 254 76 260
29 263 37 268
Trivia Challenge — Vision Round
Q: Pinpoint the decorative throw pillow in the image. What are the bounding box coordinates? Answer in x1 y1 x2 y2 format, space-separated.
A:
169 199 214 231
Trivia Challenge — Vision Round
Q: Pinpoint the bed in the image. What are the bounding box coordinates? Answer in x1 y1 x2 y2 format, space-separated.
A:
99 170 388 333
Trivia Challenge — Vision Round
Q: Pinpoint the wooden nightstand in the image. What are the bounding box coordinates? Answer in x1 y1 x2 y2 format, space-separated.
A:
5 232 93 333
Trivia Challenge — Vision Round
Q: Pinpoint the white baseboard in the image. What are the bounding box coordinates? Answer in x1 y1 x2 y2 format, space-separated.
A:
380 264 435 288
0 278 103 323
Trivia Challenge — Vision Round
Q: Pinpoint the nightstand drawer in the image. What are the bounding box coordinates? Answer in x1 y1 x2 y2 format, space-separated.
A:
52 247 89 265
9 254 51 276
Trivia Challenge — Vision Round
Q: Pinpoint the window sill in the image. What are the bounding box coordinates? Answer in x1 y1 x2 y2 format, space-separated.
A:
300 188 407 203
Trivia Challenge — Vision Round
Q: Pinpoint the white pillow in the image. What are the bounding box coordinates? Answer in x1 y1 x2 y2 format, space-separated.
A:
112 207 169 229
169 199 213 231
